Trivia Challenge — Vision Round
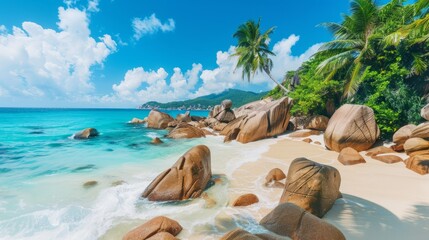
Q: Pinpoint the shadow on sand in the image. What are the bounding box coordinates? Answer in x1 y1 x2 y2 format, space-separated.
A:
325 194 429 240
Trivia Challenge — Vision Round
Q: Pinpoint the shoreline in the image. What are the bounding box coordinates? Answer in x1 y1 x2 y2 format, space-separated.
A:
228 133 429 240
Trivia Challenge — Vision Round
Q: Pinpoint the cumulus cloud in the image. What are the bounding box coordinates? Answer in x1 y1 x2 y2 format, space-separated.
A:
87 0 100 12
0 7 116 101
132 14 175 40
111 35 321 104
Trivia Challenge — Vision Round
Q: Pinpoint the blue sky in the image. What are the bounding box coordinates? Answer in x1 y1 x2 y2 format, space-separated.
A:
0 0 395 107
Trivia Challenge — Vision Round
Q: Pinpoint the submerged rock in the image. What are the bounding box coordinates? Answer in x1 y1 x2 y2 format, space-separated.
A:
151 137 163 144
147 110 174 129
122 216 182 240
73 128 99 139
260 203 346 240
142 145 211 201
280 158 341 217
324 104 380 152
83 180 98 188
232 193 259 207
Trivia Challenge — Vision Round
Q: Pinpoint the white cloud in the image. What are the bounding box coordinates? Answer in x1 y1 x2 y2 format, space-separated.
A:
87 0 100 12
132 14 175 40
0 7 116 101
0 25 6 34
110 35 321 105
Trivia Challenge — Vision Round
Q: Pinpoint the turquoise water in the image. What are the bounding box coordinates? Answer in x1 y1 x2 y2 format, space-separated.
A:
0 108 213 239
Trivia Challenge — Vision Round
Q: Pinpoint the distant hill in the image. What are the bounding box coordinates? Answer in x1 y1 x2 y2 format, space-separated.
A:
140 89 268 110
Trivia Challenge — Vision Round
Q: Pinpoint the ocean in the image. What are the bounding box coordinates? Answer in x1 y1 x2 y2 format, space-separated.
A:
0 108 270 239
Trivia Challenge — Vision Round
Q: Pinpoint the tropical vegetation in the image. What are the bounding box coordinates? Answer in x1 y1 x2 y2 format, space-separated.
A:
266 0 429 139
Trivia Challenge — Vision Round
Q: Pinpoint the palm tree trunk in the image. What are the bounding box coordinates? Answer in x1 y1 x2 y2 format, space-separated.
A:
265 70 289 94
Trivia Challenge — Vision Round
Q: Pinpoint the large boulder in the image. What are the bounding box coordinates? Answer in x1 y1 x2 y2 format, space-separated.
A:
404 138 429 154
220 229 262 240
209 99 236 123
167 123 206 139
393 124 416 144
260 203 346 240
421 103 429 121
338 147 366 165
176 111 191 123
405 155 429 175
142 145 211 201
147 110 174 129
324 104 380 152
410 122 429 140
280 158 341 217
220 97 292 143
146 232 177 240
73 128 99 139
122 216 182 240
305 115 329 131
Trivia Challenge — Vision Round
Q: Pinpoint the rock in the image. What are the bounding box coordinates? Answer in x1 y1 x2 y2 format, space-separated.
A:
142 145 211 201
265 168 286 184
222 99 233 109
167 123 206 139
289 116 309 130
191 116 204 122
288 130 320 138
188 121 205 128
404 138 429 154
167 120 179 128
111 180 126 186
151 137 163 144
405 155 429 175
411 122 429 139
372 155 403 164
302 138 312 143
324 104 380 152
280 158 341 217
202 129 215 136
122 216 182 240
408 149 429 157
216 110 236 123
224 128 240 143
83 180 98 188
147 110 174 129
260 203 346 240
338 147 366 165
393 124 416 144
220 97 292 143
176 111 191 123
314 141 322 145
365 146 396 157
421 103 429 120
391 144 404 152
73 128 99 139
220 229 262 240
213 122 228 131
146 232 178 240
201 192 217 208
232 193 259 207
305 115 329 131
130 117 147 124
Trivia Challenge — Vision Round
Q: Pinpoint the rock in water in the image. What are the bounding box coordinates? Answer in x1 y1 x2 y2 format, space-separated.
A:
147 110 174 129
122 216 182 240
421 103 429 121
146 232 178 240
265 168 286 184
305 115 329 131
406 155 429 175
73 128 99 139
260 203 346 240
130 117 147 124
338 147 366 165
324 104 380 152
232 193 259 207
221 97 292 143
176 111 191 123
167 123 206 139
151 137 163 144
410 122 429 140
280 158 341 217
220 229 263 240
393 124 416 144
142 145 211 201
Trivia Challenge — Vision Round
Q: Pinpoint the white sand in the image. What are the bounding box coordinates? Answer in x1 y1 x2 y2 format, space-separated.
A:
229 133 429 240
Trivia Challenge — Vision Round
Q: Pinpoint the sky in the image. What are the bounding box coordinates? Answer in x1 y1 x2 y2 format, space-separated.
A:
0 0 394 108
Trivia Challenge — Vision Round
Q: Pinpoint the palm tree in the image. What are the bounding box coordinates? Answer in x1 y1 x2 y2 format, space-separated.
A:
316 0 379 99
232 19 289 93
